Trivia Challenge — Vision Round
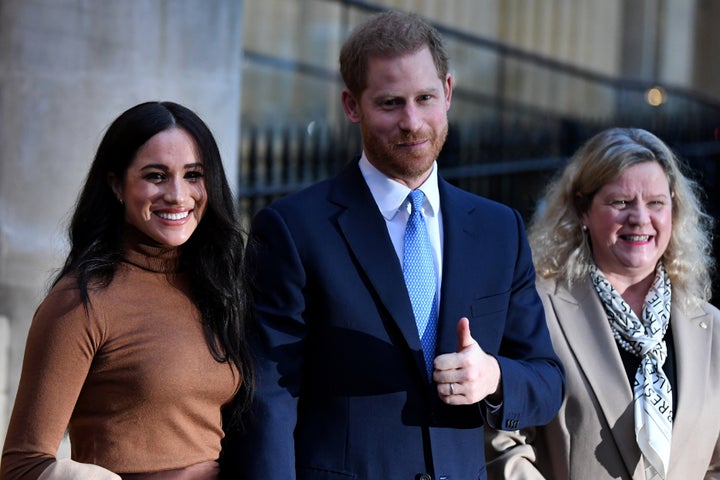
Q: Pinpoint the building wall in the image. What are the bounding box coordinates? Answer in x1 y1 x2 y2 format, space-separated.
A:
693 0 720 100
240 0 718 130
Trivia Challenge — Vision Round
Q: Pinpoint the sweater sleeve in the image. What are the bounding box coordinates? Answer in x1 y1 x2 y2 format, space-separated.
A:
1 278 104 480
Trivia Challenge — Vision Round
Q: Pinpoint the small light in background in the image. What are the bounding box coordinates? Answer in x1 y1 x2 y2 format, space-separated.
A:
646 86 666 106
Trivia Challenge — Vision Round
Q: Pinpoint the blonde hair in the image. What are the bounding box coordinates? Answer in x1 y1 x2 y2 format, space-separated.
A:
529 127 715 309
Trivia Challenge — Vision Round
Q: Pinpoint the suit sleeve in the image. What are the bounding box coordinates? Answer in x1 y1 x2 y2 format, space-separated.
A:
224 206 306 480
492 209 565 431
479 210 562 479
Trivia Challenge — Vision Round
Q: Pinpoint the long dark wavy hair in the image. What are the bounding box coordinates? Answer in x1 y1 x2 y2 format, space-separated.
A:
56 100 254 421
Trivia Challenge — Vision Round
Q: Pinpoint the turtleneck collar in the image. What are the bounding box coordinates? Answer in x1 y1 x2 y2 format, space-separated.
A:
121 225 181 274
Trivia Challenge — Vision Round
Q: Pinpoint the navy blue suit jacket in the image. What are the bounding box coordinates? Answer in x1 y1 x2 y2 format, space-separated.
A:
228 161 564 480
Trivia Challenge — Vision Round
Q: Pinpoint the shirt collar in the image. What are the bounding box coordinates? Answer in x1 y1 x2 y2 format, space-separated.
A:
359 152 440 221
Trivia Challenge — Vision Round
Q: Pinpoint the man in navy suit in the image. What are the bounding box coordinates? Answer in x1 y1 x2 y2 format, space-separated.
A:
231 10 564 480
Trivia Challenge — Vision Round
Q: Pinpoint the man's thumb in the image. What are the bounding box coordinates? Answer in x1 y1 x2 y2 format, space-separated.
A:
456 316 475 351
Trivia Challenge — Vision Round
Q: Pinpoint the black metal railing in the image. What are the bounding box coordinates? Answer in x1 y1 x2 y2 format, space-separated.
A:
238 0 720 303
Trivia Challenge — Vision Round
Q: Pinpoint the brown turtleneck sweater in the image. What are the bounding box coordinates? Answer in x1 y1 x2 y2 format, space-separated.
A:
1 244 240 479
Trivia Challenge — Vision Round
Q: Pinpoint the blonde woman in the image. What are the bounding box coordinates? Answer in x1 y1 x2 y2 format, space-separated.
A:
487 127 720 479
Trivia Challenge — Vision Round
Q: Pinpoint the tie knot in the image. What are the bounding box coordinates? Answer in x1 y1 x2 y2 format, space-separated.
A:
408 190 425 214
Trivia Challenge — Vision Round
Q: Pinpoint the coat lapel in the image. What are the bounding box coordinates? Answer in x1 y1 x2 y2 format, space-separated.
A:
551 278 643 475
551 279 715 477
329 163 426 375
668 303 714 466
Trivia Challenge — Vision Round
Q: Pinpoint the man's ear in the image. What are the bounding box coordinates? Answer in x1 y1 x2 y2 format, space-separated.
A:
444 73 453 110
341 88 361 124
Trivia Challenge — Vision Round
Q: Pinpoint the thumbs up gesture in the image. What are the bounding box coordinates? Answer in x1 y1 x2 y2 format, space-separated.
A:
433 317 502 405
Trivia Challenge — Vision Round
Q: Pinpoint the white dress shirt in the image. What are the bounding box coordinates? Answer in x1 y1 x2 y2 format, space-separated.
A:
358 153 443 299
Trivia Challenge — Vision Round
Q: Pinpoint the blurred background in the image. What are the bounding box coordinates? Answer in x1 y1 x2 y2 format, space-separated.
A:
2 0 719 452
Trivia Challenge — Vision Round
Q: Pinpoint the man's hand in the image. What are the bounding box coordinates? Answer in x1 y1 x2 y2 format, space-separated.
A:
433 317 502 405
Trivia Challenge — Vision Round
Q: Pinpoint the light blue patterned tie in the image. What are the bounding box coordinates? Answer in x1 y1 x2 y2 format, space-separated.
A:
403 190 438 376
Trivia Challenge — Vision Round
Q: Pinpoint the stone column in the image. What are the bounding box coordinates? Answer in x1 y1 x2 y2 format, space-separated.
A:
0 315 8 443
0 0 244 446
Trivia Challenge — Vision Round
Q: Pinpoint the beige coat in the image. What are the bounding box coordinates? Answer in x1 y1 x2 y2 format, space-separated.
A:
487 275 720 480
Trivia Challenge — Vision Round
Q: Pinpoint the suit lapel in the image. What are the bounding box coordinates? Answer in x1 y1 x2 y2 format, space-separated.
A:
434 180 478 355
552 278 642 475
329 163 426 374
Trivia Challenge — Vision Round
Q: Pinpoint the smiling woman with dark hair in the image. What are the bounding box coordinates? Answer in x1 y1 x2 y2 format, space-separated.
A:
1 101 254 480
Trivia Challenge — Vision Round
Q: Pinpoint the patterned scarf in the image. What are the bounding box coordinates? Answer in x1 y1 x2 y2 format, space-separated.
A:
590 262 672 479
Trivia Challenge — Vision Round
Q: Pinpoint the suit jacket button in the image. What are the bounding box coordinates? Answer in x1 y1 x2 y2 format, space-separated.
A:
417 474 432 480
